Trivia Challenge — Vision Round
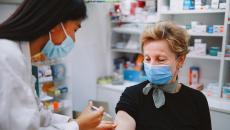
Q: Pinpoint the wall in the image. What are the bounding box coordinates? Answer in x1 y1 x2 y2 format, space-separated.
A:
0 4 18 22
66 3 112 111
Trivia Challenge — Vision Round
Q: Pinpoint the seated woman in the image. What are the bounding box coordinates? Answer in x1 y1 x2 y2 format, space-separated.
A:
115 21 211 130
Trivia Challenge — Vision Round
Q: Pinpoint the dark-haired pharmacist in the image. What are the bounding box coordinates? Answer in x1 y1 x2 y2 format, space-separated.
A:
0 0 115 130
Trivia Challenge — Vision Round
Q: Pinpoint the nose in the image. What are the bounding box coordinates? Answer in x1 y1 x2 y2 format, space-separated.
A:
149 59 158 66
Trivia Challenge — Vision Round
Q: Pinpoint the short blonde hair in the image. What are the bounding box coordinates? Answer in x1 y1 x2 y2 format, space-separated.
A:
140 21 190 57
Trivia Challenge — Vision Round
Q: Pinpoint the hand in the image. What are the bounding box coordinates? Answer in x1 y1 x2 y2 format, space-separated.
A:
90 121 117 130
76 101 104 130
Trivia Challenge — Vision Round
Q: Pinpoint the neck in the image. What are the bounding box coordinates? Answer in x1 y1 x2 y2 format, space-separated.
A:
29 35 49 57
175 83 181 93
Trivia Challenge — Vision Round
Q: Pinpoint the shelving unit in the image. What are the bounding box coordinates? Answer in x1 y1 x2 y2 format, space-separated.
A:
103 0 230 116
187 54 222 60
158 0 230 100
111 48 141 54
113 27 225 37
225 57 230 61
188 32 224 37
32 60 73 117
159 9 225 14
112 27 143 34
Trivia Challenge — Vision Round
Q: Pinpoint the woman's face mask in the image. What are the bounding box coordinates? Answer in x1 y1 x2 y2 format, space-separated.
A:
143 40 185 85
42 21 81 60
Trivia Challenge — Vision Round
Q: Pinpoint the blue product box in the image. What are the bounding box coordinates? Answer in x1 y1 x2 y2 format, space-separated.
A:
51 64 66 81
207 26 213 33
123 69 147 82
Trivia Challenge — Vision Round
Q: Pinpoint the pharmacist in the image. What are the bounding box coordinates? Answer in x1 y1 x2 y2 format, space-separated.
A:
0 0 116 130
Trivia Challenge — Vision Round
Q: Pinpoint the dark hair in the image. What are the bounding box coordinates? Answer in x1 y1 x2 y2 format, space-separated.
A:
0 0 87 41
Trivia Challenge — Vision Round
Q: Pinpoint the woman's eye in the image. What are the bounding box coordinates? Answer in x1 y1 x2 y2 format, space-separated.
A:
144 57 151 62
158 58 166 62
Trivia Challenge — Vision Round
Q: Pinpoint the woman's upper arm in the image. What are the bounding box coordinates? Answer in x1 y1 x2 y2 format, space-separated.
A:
115 111 136 130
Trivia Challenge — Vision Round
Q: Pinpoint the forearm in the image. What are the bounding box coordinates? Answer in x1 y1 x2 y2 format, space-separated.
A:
115 111 136 130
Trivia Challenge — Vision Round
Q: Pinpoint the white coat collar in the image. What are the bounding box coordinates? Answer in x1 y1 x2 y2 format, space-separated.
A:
19 41 32 83
19 41 40 106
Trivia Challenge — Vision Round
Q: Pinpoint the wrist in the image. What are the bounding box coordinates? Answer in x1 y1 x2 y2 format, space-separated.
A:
76 118 83 130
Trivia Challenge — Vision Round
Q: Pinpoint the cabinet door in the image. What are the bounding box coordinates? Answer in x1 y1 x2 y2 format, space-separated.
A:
96 87 122 117
0 0 22 4
210 110 230 130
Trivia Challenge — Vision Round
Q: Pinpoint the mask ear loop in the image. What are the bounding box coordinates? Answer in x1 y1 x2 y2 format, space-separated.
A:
49 32 53 42
60 22 68 36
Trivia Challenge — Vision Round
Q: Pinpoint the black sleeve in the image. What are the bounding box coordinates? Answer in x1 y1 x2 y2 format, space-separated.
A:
115 86 140 121
197 93 212 130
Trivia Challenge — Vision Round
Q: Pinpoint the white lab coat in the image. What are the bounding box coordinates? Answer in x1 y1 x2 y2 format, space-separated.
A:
0 39 79 130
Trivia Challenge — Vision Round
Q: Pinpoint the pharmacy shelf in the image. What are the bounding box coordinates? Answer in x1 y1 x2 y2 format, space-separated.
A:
160 9 226 15
206 96 230 114
187 54 221 60
189 32 224 37
111 48 141 54
111 20 155 24
225 57 230 61
112 27 143 34
113 27 224 37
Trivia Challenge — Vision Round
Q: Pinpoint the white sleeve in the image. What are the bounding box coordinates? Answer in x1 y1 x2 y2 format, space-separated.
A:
0 44 40 130
0 41 79 130
40 107 79 130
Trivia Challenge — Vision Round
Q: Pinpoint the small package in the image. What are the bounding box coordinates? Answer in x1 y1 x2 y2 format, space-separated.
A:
225 45 230 57
170 0 184 11
219 0 226 9
195 0 202 10
211 0 220 9
208 47 220 56
194 43 207 55
213 25 224 33
206 82 219 97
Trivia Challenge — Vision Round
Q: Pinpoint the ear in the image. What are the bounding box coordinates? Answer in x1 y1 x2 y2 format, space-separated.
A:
50 24 62 33
177 55 186 69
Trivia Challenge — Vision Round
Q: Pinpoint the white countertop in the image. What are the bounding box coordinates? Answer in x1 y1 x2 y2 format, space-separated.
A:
97 81 230 114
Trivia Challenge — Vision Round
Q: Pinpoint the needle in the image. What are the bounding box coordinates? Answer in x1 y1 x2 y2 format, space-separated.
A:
91 106 113 119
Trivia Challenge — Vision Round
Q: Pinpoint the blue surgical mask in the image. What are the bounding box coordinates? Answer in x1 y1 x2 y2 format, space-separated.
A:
42 23 75 60
144 63 173 85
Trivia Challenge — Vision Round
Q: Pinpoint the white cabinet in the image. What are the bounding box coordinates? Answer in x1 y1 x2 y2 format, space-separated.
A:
210 111 230 130
96 87 121 116
96 81 138 116
97 83 230 130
